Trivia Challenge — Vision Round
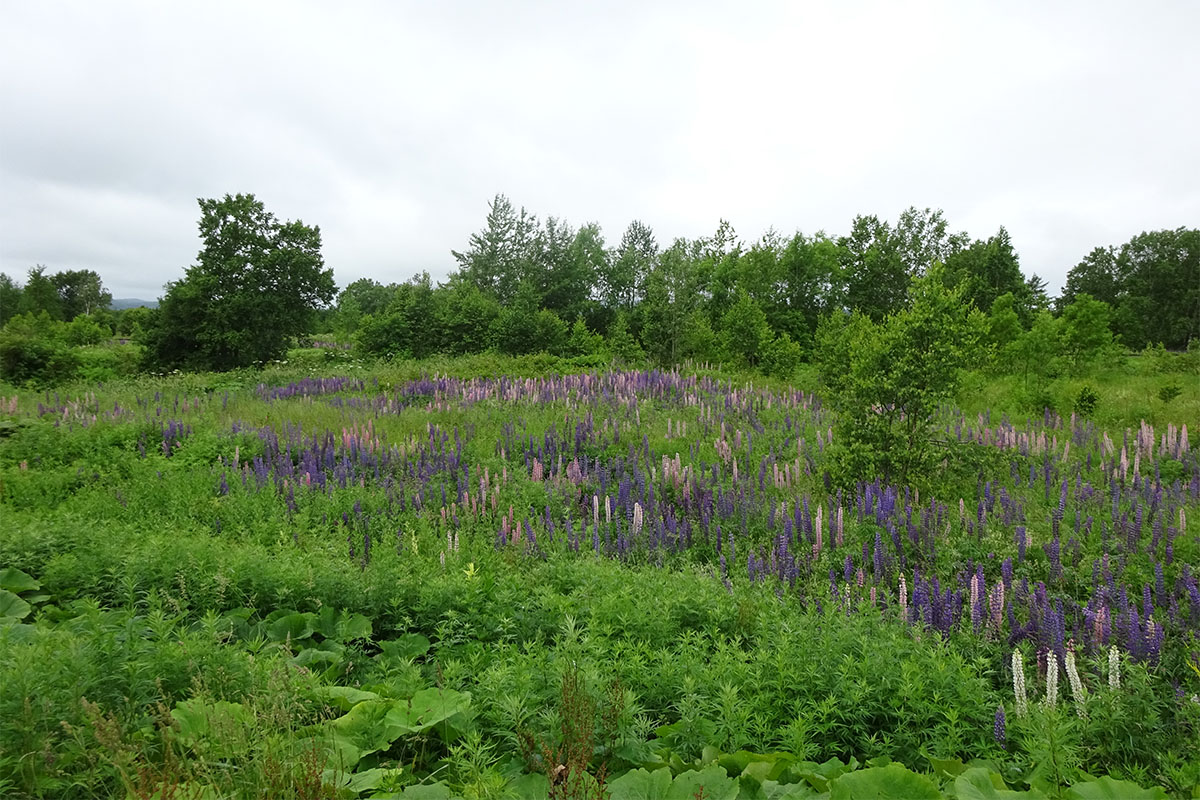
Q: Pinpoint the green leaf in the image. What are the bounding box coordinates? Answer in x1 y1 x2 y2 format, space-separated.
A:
330 700 398 760
385 688 472 735
607 767 673 800
338 611 373 642
397 783 454 799
829 763 941 800
0 567 40 593
667 766 738 800
0 589 31 620
315 685 382 712
504 773 549 799
345 767 404 793
954 768 1047 800
1064 777 1169 800
170 699 252 758
377 633 432 661
761 780 819 799
267 612 316 643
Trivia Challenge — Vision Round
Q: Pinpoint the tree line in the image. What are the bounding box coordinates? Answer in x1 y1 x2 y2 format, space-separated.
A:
0 192 1196 386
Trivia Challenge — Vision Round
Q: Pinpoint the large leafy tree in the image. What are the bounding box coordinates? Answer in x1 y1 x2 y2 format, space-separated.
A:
1112 228 1199 350
20 266 62 319
145 194 335 371
0 273 23 326
944 227 1028 321
817 265 975 489
451 193 537 306
53 269 112 320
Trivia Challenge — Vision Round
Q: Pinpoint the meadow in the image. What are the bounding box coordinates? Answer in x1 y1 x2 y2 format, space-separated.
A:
1 353 1197 799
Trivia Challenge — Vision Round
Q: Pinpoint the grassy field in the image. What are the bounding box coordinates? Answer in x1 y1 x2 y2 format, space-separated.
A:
1 354 1197 799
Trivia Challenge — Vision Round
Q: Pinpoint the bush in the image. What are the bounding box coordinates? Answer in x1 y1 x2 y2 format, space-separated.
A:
761 333 804 380
1158 383 1182 404
1074 385 1100 416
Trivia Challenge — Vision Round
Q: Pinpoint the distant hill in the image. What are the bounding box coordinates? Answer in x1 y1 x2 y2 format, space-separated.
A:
111 298 158 310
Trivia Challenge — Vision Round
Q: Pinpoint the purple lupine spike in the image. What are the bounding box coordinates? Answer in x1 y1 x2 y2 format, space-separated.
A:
994 706 1007 749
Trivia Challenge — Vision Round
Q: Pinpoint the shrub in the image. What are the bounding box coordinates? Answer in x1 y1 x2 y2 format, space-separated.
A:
1074 385 1100 416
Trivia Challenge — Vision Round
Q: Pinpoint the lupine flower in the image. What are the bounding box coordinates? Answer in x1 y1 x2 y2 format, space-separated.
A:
1108 645 1121 689
1012 650 1028 716
994 706 1007 749
1045 652 1058 709
899 572 908 622
1065 643 1086 717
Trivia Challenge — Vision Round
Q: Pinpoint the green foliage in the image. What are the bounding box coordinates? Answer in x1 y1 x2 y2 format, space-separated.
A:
719 290 772 368
144 193 335 371
1157 383 1181 404
0 312 80 386
818 266 974 488
1073 386 1099 417
1060 293 1115 368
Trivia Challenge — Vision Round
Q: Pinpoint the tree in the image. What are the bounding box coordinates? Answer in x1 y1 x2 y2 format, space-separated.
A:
1060 246 1119 311
944 227 1027 320
1060 292 1115 367
451 194 537 305
145 194 335 371
839 215 907 321
719 290 771 368
602 220 657 318
0 273 22 327
20 266 62 319
1112 228 1199 350
817 265 974 489
53 269 112 320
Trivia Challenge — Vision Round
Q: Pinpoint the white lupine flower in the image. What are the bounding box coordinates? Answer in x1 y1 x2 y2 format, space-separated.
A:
1045 652 1059 709
1108 645 1121 689
1065 647 1086 717
1012 650 1028 716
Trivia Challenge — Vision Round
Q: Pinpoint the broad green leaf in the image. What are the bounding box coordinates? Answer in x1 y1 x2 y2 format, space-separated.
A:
0 568 40 593
667 766 738 800
504 772 549 799
385 688 472 734
127 781 221 800
397 783 454 798
267 612 315 643
346 767 404 793
378 633 432 661
762 780 819 798
607 767 673 800
1064 777 1169 800
829 763 941 800
338 611 373 641
954 768 1047 800
0 589 31 620
929 757 969 780
170 699 252 758
315 685 382 711
330 700 398 759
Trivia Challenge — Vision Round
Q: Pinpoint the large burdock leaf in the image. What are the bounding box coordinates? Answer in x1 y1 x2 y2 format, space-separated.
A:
0 567 39 593
607 767 673 800
330 700 397 760
829 763 941 800
170 699 252 759
1064 777 1169 800
0 589 32 620
314 685 381 712
955 768 1048 800
667 766 739 800
384 688 472 735
267 612 316 643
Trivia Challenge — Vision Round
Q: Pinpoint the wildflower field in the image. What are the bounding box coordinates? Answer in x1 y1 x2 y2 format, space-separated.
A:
1 357 1197 799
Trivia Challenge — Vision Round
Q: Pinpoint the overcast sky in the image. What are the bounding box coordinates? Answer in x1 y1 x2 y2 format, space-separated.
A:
2 1 1197 300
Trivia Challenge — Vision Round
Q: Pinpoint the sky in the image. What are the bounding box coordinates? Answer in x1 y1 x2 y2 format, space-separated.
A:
2 0 1197 301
